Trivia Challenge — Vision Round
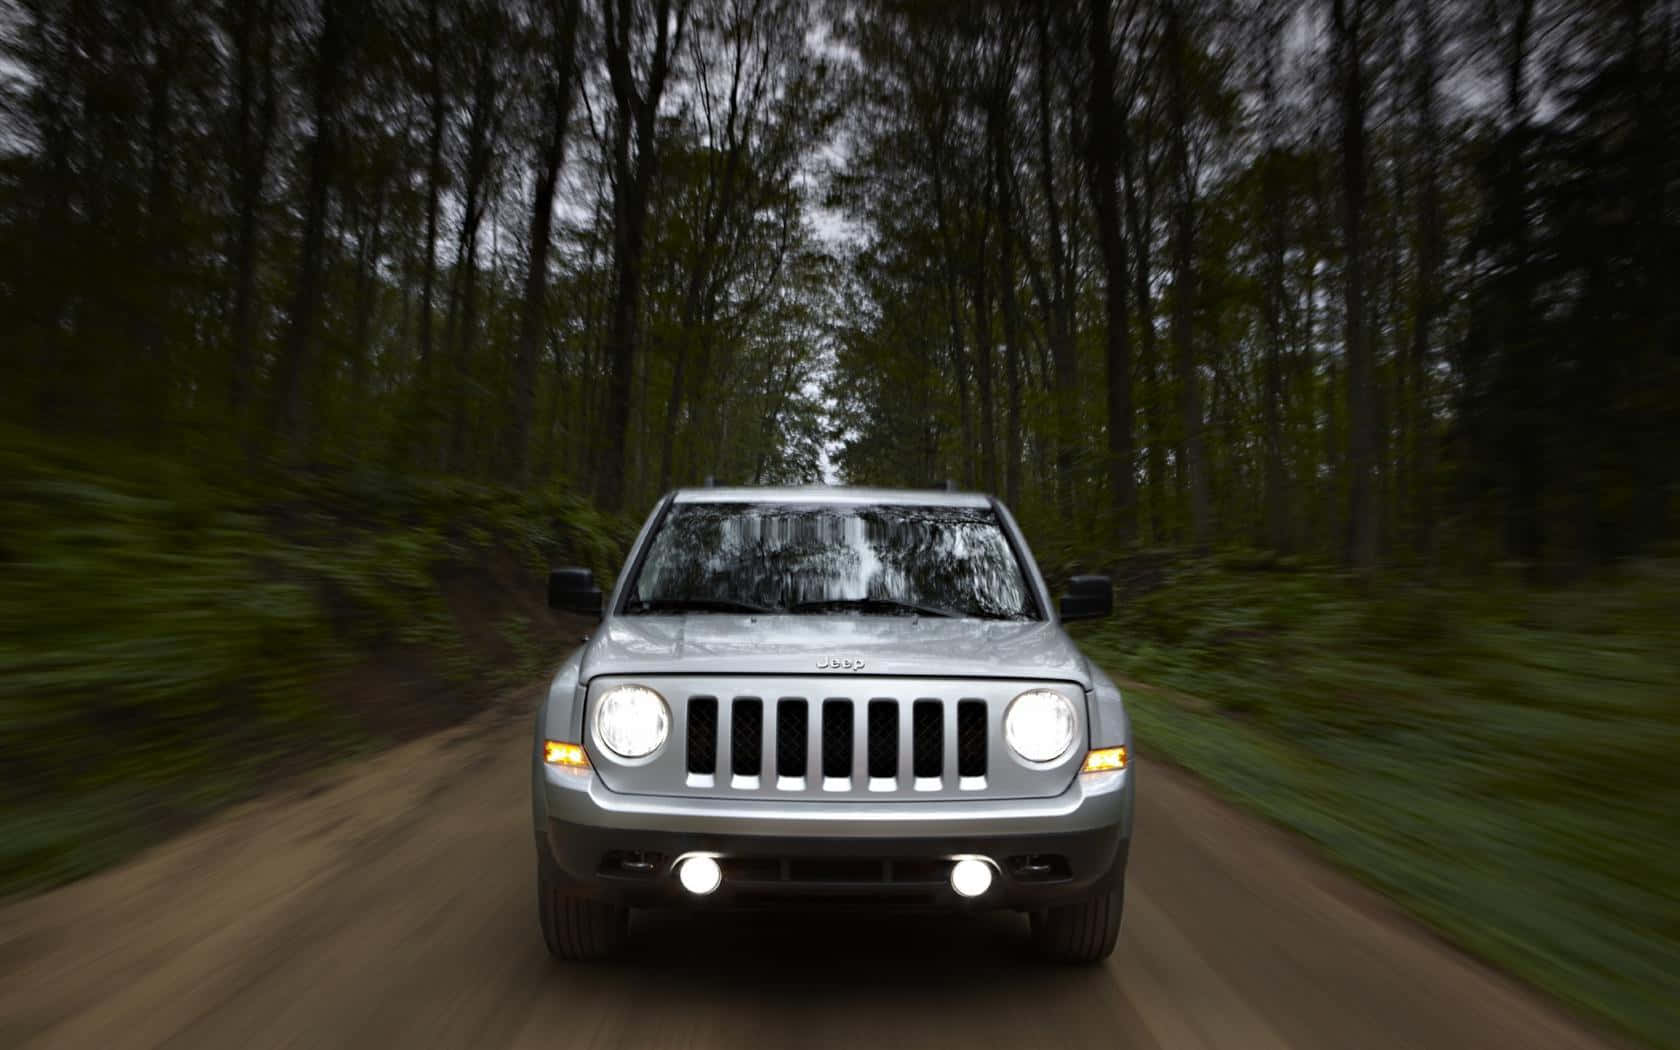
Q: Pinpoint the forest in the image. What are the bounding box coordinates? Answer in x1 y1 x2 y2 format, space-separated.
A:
3 0 1675 569
2 2 1678 1043
830 0 1678 572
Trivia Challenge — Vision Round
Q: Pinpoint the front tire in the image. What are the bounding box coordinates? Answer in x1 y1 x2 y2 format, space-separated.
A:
1030 883 1123 963
538 866 628 961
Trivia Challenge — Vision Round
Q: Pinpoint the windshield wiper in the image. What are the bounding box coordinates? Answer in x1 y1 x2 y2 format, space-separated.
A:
625 597 775 615
786 597 967 619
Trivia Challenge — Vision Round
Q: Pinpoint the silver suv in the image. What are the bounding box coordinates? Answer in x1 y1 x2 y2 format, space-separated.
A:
531 487 1133 962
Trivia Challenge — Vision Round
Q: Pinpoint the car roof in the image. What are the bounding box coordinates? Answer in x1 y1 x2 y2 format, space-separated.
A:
670 485 994 509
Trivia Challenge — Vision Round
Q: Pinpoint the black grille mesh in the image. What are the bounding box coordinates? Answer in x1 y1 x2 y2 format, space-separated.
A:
821 700 852 778
866 700 898 778
686 697 717 774
732 699 763 777
776 699 808 778
680 695 995 787
912 700 943 778
957 700 987 777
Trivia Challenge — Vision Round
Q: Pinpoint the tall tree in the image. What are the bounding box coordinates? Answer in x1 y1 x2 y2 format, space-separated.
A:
986 30 1027 509
1332 0 1377 569
272 0 356 451
508 0 583 481
597 0 690 511
415 0 449 393
225 0 280 422
1257 6 1290 552
1408 0 1442 560
1163 0 1211 547
1032 1 1080 520
1121 71 1167 543
1084 0 1137 544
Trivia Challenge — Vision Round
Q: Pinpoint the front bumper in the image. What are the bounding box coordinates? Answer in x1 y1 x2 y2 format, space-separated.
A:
533 764 1133 910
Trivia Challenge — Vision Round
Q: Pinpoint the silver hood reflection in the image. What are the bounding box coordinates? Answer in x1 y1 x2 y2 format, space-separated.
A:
579 614 1093 689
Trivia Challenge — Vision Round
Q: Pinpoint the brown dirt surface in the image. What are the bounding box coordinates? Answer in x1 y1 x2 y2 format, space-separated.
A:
0 681 1627 1050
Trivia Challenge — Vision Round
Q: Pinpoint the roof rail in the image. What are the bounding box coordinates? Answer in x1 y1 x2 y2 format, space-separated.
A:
702 475 717 488
942 479 959 492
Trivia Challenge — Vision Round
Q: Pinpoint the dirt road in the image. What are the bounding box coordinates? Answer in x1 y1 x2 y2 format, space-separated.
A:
0 684 1620 1050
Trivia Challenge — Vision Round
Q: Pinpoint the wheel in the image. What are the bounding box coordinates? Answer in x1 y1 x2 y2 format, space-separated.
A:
538 865 628 961
1030 882 1124 963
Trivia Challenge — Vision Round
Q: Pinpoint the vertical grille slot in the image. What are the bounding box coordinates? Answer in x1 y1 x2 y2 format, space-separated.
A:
776 699 807 779
912 700 944 779
821 699 852 779
866 700 898 779
686 697 718 775
957 700 987 777
732 699 763 777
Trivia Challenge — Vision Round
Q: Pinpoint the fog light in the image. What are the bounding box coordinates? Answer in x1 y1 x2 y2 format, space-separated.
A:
949 857 993 898
678 855 722 895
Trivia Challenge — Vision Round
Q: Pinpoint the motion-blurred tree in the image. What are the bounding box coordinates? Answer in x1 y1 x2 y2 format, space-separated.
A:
0 0 1674 566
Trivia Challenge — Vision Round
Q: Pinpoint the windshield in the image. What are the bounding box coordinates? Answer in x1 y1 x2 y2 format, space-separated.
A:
623 502 1040 620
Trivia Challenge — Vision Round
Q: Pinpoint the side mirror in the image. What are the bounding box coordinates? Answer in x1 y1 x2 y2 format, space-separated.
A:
1059 574 1114 621
548 567 603 620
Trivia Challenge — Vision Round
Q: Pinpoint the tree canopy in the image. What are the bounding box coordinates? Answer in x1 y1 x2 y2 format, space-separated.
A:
2 0 1676 570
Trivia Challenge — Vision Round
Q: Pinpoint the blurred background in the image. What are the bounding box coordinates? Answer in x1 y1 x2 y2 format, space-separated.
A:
1 0 1676 1045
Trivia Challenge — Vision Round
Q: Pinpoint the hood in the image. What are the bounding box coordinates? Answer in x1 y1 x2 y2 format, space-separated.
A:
580 615 1092 688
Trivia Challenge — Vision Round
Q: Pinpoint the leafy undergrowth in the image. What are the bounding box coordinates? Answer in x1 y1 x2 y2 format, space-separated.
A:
1071 555 1680 1049
0 430 629 897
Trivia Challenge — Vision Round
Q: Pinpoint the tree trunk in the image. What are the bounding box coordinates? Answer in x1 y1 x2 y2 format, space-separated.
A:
348 179 388 428
508 0 581 481
1121 112 1165 544
1085 0 1136 544
1034 2 1078 519
1165 3 1210 548
990 85 1026 509
227 0 279 422
597 0 687 512
931 144 974 486
416 0 443 384
1332 0 1377 569
1496 0 1540 564
1259 17 1290 552
660 11 759 489
970 225 998 494
272 0 350 453
444 43 500 471
136 7 179 443
1409 0 1441 562
599 94 643 511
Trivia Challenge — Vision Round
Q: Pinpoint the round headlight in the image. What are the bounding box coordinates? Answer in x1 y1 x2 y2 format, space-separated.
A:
1004 689 1077 763
594 685 670 759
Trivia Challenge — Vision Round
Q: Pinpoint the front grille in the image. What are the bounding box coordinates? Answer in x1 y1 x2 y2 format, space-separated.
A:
588 675 1085 802
685 692 996 793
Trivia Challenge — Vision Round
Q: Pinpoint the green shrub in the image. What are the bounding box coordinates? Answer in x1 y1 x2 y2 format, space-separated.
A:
0 433 629 895
1073 558 1680 1048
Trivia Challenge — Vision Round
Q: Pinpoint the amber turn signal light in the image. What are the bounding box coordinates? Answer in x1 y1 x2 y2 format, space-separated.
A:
543 740 591 768
1081 746 1128 773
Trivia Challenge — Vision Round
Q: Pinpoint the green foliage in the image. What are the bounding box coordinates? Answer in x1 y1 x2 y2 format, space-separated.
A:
1073 560 1680 1048
0 431 629 896
0 0 836 516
